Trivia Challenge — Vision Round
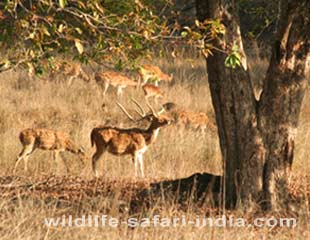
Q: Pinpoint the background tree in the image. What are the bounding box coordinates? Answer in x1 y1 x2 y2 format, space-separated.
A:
0 0 171 73
0 0 224 75
195 0 310 210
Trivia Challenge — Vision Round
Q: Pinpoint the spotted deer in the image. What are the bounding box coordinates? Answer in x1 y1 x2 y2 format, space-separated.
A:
50 60 90 85
138 64 173 86
94 71 138 98
90 99 172 177
160 102 216 133
142 83 164 104
14 128 85 173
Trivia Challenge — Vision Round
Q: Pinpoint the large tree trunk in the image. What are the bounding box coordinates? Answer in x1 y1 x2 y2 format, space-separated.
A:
258 1 310 210
195 0 310 210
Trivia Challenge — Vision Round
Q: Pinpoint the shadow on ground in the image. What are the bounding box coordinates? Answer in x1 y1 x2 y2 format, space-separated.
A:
0 172 222 213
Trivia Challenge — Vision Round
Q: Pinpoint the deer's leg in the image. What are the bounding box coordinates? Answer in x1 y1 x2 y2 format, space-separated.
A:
103 82 109 96
137 153 144 178
143 77 148 85
154 96 158 105
78 154 85 169
23 154 31 172
53 150 59 162
14 151 25 173
53 150 60 173
137 76 142 88
117 87 123 99
67 75 75 85
92 147 105 177
199 125 206 135
132 153 139 177
61 151 69 173
14 145 34 173
54 150 69 173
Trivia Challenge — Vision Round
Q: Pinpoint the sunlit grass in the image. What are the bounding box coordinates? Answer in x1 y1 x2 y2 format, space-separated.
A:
0 54 309 239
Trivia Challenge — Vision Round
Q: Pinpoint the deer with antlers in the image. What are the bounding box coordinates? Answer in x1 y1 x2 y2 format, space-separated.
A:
14 128 85 173
90 99 172 177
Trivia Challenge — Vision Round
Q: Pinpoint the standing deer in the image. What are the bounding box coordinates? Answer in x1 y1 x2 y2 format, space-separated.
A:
160 102 217 133
138 64 173 86
90 99 172 177
50 60 90 85
94 71 138 98
14 128 85 173
142 83 164 104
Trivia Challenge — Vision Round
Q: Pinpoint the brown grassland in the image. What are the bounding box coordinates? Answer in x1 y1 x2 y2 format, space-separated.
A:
0 53 309 239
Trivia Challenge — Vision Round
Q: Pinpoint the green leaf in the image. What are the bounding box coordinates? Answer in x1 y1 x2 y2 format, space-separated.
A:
74 39 84 54
181 31 188 37
234 51 241 60
195 19 200 27
59 0 67 9
42 27 50 36
232 44 239 52
28 32 36 39
58 24 65 33
225 56 234 68
0 59 10 69
75 28 83 35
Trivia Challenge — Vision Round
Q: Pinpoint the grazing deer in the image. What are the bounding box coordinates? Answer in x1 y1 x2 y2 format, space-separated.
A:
90 99 172 177
50 60 90 85
95 71 138 98
14 128 85 173
142 83 164 104
138 64 173 86
160 102 216 133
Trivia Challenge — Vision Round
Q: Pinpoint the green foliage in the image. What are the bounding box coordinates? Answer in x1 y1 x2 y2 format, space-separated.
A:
238 0 278 39
0 0 171 73
181 19 225 58
224 44 242 69
59 0 68 9
0 0 228 74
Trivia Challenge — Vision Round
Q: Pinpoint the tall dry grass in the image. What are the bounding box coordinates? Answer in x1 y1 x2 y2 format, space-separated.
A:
0 57 221 178
0 54 309 239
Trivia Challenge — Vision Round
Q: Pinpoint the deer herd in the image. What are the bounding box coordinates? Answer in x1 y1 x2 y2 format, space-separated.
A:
14 60 216 177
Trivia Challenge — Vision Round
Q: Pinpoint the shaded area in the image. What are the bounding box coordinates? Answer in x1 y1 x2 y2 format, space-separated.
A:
130 172 221 213
0 173 307 213
0 173 221 211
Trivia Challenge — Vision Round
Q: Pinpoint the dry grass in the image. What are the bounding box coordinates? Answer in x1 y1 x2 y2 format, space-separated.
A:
0 55 309 239
0 57 220 178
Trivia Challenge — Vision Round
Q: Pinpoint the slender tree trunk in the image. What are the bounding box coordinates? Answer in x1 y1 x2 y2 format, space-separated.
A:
195 0 310 210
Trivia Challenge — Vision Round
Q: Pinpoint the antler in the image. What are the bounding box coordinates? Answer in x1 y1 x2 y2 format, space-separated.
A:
146 101 159 118
131 98 146 117
132 97 159 118
116 102 136 122
118 99 160 122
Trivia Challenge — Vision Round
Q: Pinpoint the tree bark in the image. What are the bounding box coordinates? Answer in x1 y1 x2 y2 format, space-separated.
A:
195 0 310 210
258 1 310 210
